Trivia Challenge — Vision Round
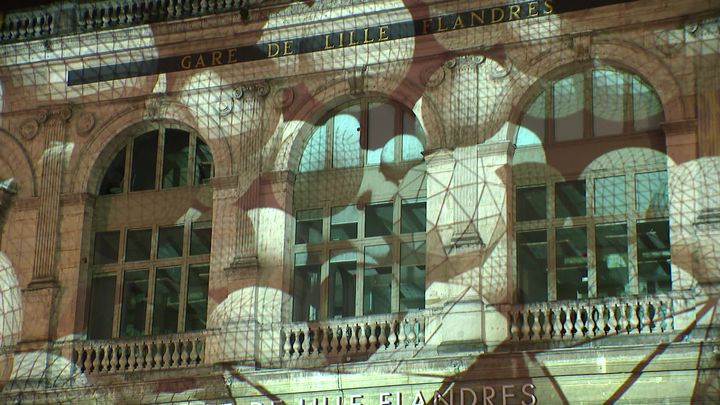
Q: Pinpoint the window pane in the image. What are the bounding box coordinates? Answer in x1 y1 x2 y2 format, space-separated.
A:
517 92 545 146
517 186 546 221
120 270 148 337
157 225 184 259
632 77 663 132
194 138 214 185
517 230 548 303
93 231 120 265
190 222 212 256
592 69 626 136
333 106 361 168
99 147 125 195
367 102 396 165
295 209 323 244
637 220 671 294
596 223 629 297
364 244 392 315
636 171 668 214
88 275 116 339
401 199 426 234
555 180 586 218
553 73 585 142
328 250 356 318
152 266 181 335
556 227 588 300
299 126 326 173
130 131 158 191
162 129 189 188
330 205 358 240
125 229 152 262
185 264 209 331
365 202 393 237
401 110 424 160
400 241 425 311
293 252 321 321
594 176 626 215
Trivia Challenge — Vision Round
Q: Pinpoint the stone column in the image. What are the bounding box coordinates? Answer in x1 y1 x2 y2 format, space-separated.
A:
21 105 71 347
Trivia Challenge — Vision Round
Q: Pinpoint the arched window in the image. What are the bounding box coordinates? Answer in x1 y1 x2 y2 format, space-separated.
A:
88 124 213 339
513 67 670 303
292 100 427 321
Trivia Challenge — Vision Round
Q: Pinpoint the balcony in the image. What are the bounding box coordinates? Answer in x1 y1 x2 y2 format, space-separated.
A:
501 293 692 343
71 331 206 375
280 312 426 365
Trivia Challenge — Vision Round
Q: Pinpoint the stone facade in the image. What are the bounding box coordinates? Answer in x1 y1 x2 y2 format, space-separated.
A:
0 0 718 404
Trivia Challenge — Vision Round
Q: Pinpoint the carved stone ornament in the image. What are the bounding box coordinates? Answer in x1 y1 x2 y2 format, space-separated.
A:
246 81 270 98
422 66 446 88
145 95 170 121
218 99 234 116
571 34 592 62
19 118 40 140
454 55 486 72
75 111 95 136
489 60 513 80
273 87 294 109
345 65 368 95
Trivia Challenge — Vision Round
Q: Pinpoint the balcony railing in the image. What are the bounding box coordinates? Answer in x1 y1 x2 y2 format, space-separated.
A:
72 332 206 375
503 295 681 342
281 313 426 360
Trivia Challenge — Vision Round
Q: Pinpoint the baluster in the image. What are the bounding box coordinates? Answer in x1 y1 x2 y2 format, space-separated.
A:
388 321 398 349
563 307 573 339
378 322 388 349
417 319 425 344
117 345 127 371
282 330 290 357
531 307 542 340
336 327 347 355
396 319 406 347
368 322 378 350
163 341 172 368
291 330 301 356
189 338 199 365
408 319 417 346
552 308 562 340
319 326 329 355
108 344 117 373
152 340 162 369
181 340 190 366
312 327 322 357
101 346 111 373
590 304 599 337
349 324 359 353
508 311 519 340
168 342 178 368
648 302 658 333
143 342 152 369
659 301 670 332
196 338 204 365
630 302 641 334
619 302 629 334
358 324 369 353
542 307 552 340
574 306 583 338
520 310 531 341
299 329 308 357
330 326 340 354
84 347 93 374
609 303 619 335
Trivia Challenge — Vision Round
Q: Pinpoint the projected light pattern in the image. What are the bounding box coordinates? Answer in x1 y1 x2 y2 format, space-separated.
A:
0 0 718 404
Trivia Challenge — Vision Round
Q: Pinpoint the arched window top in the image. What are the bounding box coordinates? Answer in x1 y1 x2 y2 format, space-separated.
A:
298 100 425 173
99 125 214 195
516 67 664 147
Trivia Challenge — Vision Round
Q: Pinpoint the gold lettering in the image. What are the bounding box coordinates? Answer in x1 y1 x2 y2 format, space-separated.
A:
267 43 280 58
363 28 374 44
227 48 237 63
181 55 191 69
544 0 554 14
508 5 520 21
528 1 539 17
436 17 447 32
453 15 465 30
338 32 345 47
348 31 359 46
212 51 222 66
491 7 505 23
378 26 389 41
470 11 485 26
324 34 335 50
422 18 432 34
195 54 205 68
283 40 294 55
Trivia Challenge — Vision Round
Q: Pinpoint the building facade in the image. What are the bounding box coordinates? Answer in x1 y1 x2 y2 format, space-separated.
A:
0 0 718 403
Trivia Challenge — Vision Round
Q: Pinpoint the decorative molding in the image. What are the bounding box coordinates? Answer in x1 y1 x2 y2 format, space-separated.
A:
662 119 697 136
422 66 446 88
59 192 94 207
489 60 513 80
19 118 40 140
272 87 295 109
210 175 239 191
261 170 296 186
74 111 96 136
476 141 516 158
571 34 592 62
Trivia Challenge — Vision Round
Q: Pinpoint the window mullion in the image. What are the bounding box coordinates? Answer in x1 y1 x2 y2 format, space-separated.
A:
123 139 132 194
178 262 189 333
156 128 165 190
188 134 197 187
623 73 634 133
391 240 400 313
112 271 122 338
584 70 593 139
145 266 156 335
320 249 329 320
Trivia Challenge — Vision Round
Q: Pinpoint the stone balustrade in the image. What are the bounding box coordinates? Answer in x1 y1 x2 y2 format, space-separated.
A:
281 314 426 359
0 0 247 43
72 332 205 375
504 295 679 342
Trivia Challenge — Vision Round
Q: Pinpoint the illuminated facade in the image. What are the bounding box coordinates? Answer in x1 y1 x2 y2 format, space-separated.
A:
0 0 718 403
